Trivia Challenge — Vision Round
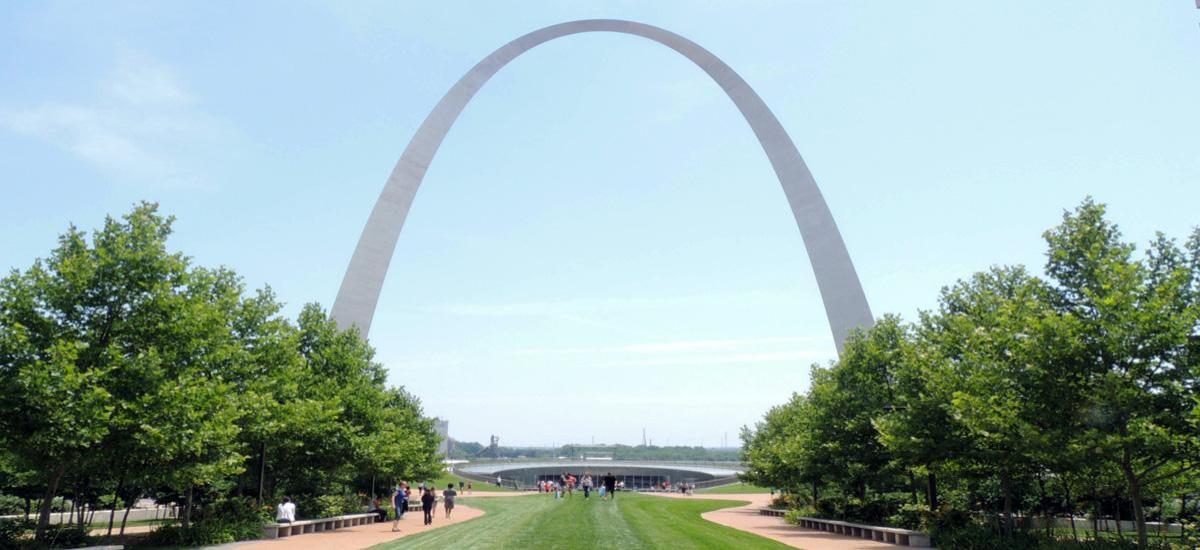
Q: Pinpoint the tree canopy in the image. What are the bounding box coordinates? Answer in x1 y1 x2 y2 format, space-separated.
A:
741 198 1200 547
0 203 442 541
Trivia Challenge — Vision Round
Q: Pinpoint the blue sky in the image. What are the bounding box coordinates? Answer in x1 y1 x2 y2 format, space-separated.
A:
2 1 1198 447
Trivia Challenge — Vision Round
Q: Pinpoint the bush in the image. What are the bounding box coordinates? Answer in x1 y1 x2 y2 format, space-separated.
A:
928 506 972 533
887 502 930 530
849 493 908 525
768 493 799 510
813 497 840 518
142 523 240 546
35 524 90 548
0 494 26 515
138 497 265 547
197 497 270 526
0 518 33 548
305 494 361 519
931 523 1041 550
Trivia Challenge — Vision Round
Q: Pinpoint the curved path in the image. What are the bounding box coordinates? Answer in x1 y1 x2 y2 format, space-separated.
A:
649 492 900 549
228 491 530 550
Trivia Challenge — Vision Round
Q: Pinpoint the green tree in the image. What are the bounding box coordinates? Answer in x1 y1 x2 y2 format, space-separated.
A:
807 317 909 503
741 392 823 496
1044 199 1200 547
922 266 1083 532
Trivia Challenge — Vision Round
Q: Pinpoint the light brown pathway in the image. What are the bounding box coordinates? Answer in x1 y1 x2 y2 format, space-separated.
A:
649 492 901 550
229 491 528 550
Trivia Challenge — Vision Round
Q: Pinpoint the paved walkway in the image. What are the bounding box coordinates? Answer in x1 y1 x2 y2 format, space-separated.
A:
227 491 530 550
648 492 901 549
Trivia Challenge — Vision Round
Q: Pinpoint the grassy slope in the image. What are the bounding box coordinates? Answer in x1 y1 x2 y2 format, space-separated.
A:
372 492 790 549
420 472 509 493
697 483 772 494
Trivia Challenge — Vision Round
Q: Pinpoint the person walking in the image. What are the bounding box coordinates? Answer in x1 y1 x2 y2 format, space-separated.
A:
391 485 407 532
603 472 617 501
443 483 457 518
421 488 435 526
582 473 593 499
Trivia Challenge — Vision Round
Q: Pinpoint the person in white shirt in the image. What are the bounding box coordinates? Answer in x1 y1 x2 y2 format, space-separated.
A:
276 497 296 523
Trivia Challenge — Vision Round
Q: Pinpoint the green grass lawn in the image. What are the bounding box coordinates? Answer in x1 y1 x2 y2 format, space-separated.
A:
422 471 510 493
697 483 772 494
371 492 791 549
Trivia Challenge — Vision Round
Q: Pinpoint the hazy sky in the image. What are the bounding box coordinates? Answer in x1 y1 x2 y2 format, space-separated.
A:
2 2 1197 447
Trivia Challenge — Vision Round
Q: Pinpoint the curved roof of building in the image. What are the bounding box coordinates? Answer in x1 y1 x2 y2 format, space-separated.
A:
458 461 743 478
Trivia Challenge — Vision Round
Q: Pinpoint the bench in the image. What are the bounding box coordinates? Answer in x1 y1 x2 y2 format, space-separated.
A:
262 512 378 539
758 510 932 547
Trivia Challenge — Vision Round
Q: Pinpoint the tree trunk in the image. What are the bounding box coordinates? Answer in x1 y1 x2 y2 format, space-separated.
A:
927 471 939 509
1064 478 1078 542
118 496 135 537
258 442 267 505
183 486 193 529
1037 472 1049 538
1003 492 1014 536
106 476 124 537
1121 462 1148 548
1115 496 1124 540
35 463 67 539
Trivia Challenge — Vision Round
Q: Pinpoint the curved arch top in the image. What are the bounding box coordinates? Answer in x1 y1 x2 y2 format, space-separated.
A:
331 19 873 354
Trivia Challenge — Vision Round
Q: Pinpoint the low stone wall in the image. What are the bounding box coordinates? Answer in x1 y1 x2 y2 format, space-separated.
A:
262 512 378 539
760 510 932 547
2 506 179 526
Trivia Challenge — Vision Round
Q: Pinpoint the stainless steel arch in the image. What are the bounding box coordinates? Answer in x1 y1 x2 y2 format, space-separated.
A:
331 19 874 354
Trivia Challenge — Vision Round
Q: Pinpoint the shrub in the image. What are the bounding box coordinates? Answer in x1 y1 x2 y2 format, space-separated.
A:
768 493 799 510
142 523 239 546
138 497 265 547
0 494 26 515
813 497 840 518
930 523 1041 550
784 508 819 525
305 494 361 519
0 518 33 548
36 524 90 548
197 497 270 526
887 502 930 530
927 506 972 533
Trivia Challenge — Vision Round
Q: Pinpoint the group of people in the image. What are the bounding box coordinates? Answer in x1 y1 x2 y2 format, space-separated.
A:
273 479 474 533
388 481 466 531
539 471 618 500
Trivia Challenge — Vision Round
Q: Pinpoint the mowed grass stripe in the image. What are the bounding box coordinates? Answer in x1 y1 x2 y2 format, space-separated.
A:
372 493 791 549
622 495 778 549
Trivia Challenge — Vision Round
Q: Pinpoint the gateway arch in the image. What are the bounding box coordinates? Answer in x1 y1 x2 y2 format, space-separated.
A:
331 19 874 354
